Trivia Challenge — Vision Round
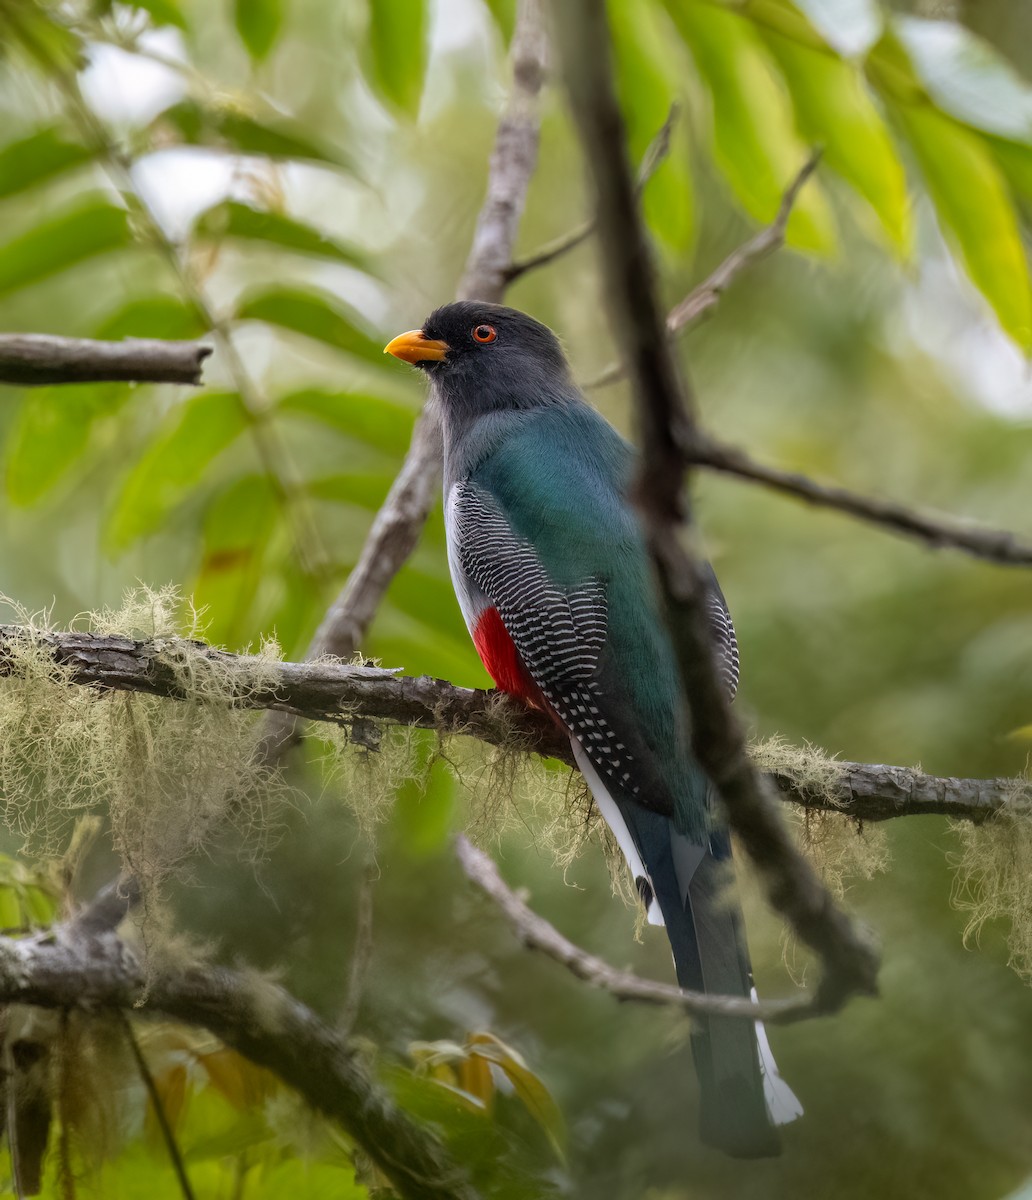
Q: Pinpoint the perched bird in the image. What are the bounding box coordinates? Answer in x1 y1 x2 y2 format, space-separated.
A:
386 301 801 1157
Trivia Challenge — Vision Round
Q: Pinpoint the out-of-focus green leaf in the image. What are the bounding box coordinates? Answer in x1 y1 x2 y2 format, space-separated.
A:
788 0 882 56
277 388 414 454
307 473 394 509
366 0 428 118
5 4 83 74
893 104 1032 349
481 0 516 41
6 385 125 506
122 0 187 27
193 201 371 271
150 100 356 172
236 285 385 364
394 753 456 857
0 198 131 297
0 127 93 201
610 0 693 252
895 16 1032 143
757 5 910 252
990 138 1032 199
234 0 283 60
106 391 247 551
193 475 278 646
664 1 836 253
93 296 208 341
467 1031 566 1158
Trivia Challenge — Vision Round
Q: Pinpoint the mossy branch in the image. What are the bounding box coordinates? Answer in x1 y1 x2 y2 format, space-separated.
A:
0 901 478 1200
0 624 1016 824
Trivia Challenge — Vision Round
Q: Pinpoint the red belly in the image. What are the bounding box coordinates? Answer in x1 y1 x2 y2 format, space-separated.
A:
472 607 546 710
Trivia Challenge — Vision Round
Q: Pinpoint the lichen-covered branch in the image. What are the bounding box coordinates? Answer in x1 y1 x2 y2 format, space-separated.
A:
0 333 212 387
0 911 477 1200
551 0 879 1012
0 624 1017 823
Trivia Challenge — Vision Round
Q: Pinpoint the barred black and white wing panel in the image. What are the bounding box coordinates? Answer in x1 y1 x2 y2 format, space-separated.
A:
451 481 646 795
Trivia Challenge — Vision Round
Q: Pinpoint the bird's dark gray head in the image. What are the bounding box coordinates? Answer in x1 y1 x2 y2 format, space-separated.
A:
384 301 574 419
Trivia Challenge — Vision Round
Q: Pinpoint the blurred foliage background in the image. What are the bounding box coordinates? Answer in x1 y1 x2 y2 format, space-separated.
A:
1 0 1032 1196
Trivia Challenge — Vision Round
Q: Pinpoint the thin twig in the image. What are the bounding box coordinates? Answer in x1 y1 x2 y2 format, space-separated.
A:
691 432 1032 566
456 837 813 1023
259 0 549 765
0 624 1018 823
0 334 212 387
120 1015 197 1200
586 150 821 390
504 103 680 285
552 0 878 1013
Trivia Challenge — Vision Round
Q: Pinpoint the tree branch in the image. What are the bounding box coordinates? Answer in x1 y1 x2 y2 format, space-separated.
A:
0 921 478 1200
552 0 879 1013
260 0 548 765
0 625 1017 823
503 104 679 286
585 150 821 390
457 836 813 1023
691 433 1032 567
0 334 212 387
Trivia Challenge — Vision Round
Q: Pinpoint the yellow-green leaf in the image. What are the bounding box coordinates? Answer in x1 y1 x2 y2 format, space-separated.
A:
0 127 93 201
106 391 247 551
194 201 372 271
236 286 386 365
466 1032 566 1158
664 1 835 253
234 0 283 61
277 388 414 454
895 103 1032 349
0 198 131 297
757 4 910 251
366 0 428 118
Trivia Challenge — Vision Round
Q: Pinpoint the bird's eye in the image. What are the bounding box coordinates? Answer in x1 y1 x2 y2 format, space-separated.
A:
472 324 497 344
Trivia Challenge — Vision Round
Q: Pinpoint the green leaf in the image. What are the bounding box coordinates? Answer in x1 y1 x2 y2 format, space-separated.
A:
664 1 836 253
236 286 385 364
307 472 395 509
93 296 208 341
6 385 124 505
122 0 187 27
193 201 371 271
0 198 131 298
610 0 693 253
466 1032 566 1159
150 100 356 172
756 5 910 251
234 0 283 61
894 16 1032 143
789 0 882 57
481 0 516 41
193 475 278 647
893 103 1032 348
277 388 414 455
106 391 248 551
366 0 428 117
0 127 93 201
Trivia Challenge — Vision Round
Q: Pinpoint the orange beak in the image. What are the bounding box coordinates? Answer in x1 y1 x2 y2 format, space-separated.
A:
384 329 449 364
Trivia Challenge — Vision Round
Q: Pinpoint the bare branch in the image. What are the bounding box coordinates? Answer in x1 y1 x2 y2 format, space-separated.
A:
457 836 812 1023
692 433 1032 567
504 104 679 285
586 151 821 390
0 334 212 387
0 924 478 1200
552 0 879 1012
261 0 549 764
0 624 1017 823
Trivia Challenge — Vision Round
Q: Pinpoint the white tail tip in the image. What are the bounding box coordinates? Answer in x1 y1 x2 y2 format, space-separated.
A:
751 988 804 1126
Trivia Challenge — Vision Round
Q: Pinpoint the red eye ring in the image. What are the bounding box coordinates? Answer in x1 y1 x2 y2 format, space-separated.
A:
472 324 497 344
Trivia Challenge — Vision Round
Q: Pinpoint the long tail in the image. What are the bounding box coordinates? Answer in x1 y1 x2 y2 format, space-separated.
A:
574 747 802 1158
